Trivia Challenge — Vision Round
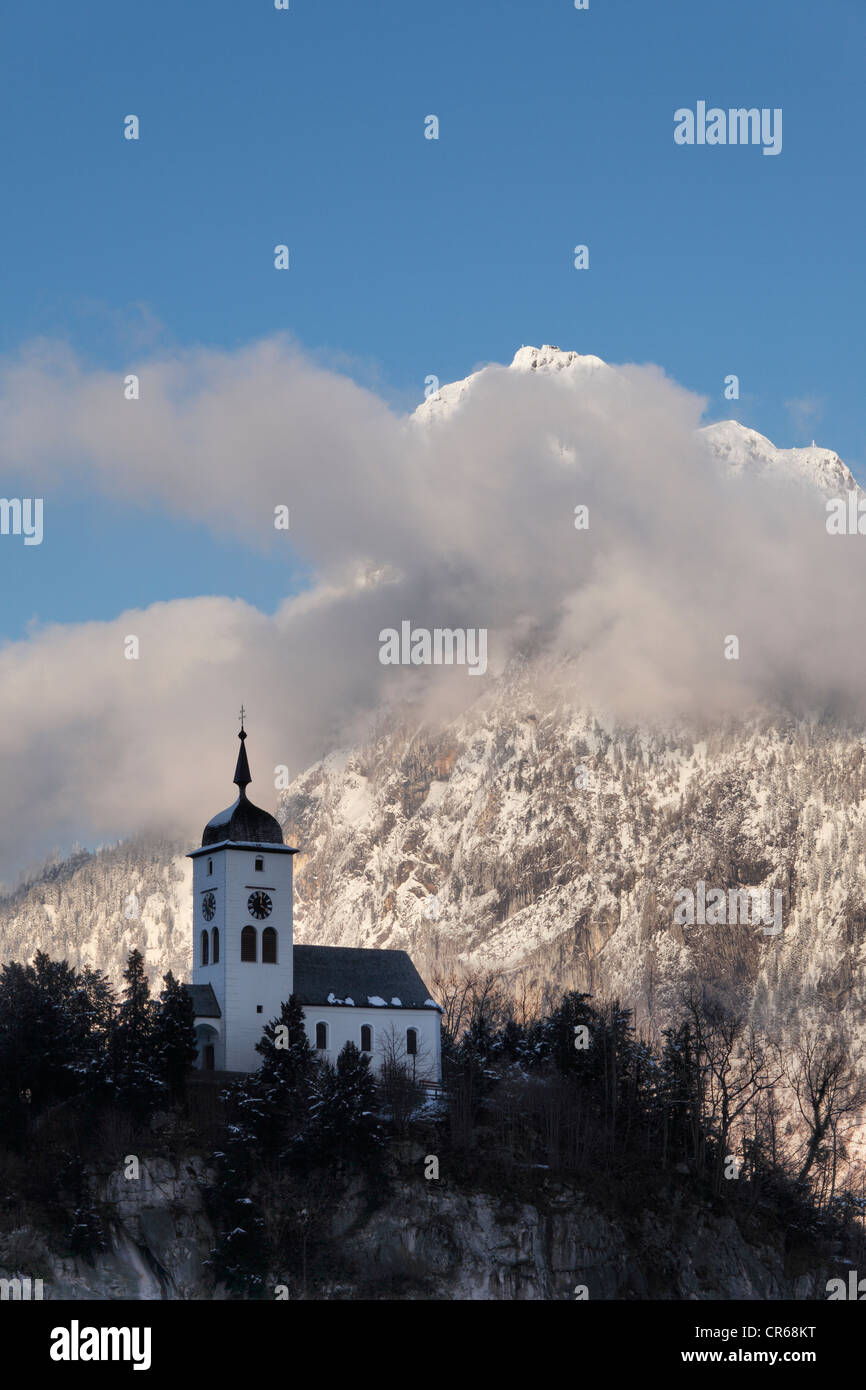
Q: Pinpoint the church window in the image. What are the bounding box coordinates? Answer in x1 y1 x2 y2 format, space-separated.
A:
255 857 264 871
212 927 219 964
241 925 257 962
201 931 209 966
262 927 277 963
406 1027 418 1055
207 858 213 876
361 1024 372 1053
315 1022 328 1050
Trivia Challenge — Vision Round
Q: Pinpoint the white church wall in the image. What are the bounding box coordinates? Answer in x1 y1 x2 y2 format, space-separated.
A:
303 1004 442 1081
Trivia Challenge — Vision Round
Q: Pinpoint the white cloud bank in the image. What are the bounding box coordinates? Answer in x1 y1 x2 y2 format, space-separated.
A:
0 335 863 877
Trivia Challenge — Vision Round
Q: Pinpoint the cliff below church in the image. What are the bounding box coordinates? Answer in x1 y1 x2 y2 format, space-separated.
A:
0 1148 846 1302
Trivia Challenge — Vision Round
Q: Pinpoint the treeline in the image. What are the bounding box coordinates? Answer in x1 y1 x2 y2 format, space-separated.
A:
0 948 197 1139
435 968 866 1212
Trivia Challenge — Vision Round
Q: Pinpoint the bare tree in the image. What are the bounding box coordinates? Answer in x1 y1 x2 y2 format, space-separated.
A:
785 1031 866 1192
683 993 783 1189
429 966 508 1044
376 1024 427 1132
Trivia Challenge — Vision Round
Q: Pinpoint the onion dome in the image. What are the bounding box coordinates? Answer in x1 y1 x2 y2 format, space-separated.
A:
201 720 284 847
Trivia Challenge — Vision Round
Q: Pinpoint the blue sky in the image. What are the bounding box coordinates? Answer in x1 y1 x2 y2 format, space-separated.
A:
1 0 864 641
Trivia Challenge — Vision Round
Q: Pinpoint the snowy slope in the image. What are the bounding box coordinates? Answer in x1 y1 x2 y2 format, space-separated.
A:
699 419 856 495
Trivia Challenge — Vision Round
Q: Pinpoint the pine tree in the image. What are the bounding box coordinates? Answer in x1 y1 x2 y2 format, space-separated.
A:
0 953 116 1132
256 995 314 1086
109 949 165 1118
254 995 318 1138
154 972 198 1098
310 1041 381 1165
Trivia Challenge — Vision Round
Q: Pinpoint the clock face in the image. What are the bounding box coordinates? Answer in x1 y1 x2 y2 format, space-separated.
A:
247 891 272 920
201 892 216 922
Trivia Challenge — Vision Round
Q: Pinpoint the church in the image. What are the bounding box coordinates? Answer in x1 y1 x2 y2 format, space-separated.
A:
184 719 442 1082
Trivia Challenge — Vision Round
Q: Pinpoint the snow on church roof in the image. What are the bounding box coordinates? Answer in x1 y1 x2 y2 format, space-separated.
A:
293 945 438 1011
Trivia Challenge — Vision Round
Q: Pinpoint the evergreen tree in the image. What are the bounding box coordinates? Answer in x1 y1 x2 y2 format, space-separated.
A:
310 1041 381 1165
154 972 198 1098
256 995 315 1087
254 994 318 1137
108 949 165 1118
0 953 116 1133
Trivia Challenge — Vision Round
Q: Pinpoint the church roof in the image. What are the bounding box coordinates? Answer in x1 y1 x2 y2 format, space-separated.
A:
185 983 221 1018
200 722 286 848
292 945 438 1010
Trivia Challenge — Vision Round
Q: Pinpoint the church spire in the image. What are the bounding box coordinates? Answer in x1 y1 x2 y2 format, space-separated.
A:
233 706 251 795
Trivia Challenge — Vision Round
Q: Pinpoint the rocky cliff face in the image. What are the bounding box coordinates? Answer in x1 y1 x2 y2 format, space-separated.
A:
281 668 866 1045
0 1154 834 1301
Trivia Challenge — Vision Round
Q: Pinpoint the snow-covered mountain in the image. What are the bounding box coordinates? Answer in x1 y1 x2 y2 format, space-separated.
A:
418 343 857 498
1 346 864 1050
4 665 865 1049
699 419 856 496
281 668 866 1035
415 344 607 424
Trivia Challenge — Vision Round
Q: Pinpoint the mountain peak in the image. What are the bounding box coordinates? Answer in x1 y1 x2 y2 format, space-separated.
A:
412 351 857 497
510 344 607 373
700 419 856 494
413 343 608 424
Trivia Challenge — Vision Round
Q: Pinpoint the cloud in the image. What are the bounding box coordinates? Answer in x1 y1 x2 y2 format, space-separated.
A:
0 335 863 876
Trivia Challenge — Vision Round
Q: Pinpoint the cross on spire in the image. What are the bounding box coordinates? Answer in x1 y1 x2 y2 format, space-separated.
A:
234 707 251 792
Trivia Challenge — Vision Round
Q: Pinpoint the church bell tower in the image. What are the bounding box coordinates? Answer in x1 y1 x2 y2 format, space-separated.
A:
187 713 297 1071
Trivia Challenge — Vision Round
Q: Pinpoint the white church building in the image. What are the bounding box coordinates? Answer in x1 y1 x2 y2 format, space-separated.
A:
184 721 442 1083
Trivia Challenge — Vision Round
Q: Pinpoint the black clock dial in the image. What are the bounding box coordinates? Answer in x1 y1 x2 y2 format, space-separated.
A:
247 891 272 920
201 892 216 921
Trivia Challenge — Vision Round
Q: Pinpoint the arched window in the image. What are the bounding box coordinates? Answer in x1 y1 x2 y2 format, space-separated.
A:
262 927 277 964
200 930 209 966
406 1027 418 1056
360 1024 372 1053
255 856 264 871
315 1022 328 1050
241 925 257 962
212 927 219 964
207 858 213 876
